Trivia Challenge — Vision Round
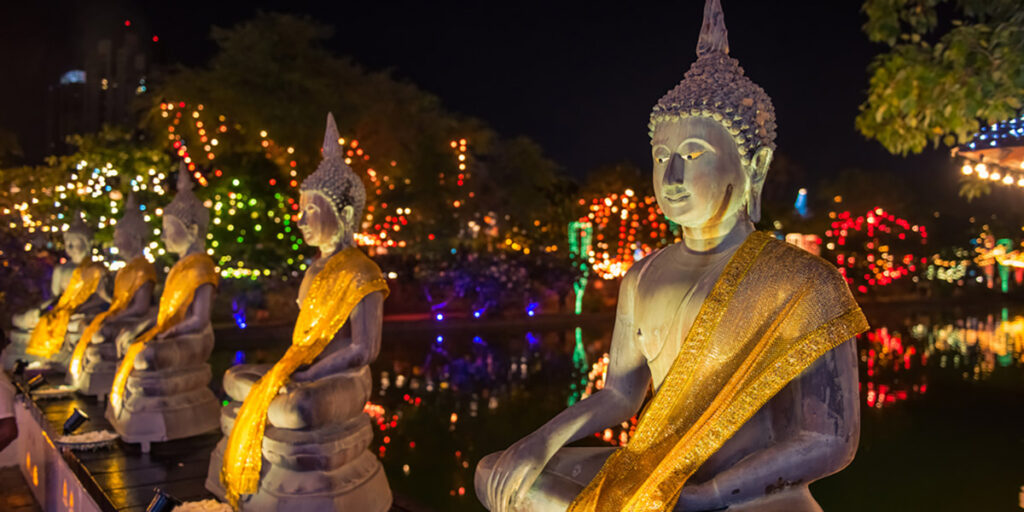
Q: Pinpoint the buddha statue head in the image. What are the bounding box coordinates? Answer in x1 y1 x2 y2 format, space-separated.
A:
298 112 365 254
650 0 776 231
162 163 209 256
114 193 149 260
64 211 92 264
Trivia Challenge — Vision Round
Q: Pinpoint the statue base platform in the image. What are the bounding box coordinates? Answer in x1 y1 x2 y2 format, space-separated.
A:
205 402 392 512
70 316 153 398
105 327 220 449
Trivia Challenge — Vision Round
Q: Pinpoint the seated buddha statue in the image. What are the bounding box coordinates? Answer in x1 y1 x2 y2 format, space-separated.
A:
6 213 108 370
476 2 869 511
106 164 220 451
205 113 391 511
68 194 157 397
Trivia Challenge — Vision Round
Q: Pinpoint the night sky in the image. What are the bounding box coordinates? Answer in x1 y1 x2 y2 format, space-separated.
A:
0 0 954 190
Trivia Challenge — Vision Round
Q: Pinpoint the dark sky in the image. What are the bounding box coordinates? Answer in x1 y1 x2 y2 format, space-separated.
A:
0 0 953 191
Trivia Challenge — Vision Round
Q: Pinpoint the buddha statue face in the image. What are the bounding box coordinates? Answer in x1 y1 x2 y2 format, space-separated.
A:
114 226 143 259
161 214 199 256
297 191 354 252
652 116 771 229
63 233 90 263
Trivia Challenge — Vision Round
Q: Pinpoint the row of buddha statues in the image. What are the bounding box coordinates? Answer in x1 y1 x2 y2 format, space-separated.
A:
3 1 865 510
4 113 393 511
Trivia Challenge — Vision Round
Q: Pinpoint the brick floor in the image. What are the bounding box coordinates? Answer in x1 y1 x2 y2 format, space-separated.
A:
0 466 40 512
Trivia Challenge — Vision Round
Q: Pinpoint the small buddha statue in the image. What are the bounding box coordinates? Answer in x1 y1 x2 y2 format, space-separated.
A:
206 113 391 511
476 1 869 511
68 194 157 397
106 164 220 450
6 212 108 369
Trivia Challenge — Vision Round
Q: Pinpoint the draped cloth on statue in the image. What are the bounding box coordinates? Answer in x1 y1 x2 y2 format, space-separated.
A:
568 231 869 512
109 253 218 414
69 256 157 381
220 247 388 507
25 261 106 358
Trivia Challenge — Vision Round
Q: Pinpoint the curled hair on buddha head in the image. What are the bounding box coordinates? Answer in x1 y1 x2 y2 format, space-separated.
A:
164 161 209 240
116 193 149 245
648 0 777 168
65 209 92 242
300 112 366 232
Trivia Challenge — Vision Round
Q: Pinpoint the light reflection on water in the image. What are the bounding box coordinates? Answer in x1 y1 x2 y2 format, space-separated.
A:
213 306 1024 511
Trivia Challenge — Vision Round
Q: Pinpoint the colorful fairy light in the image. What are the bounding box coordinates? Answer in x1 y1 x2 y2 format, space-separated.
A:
823 207 928 293
580 189 680 280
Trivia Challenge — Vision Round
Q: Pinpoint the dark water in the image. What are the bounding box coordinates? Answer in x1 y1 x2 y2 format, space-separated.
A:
212 304 1024 512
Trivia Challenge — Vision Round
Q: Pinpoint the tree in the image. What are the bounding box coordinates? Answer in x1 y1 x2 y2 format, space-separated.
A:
857 0 1024 155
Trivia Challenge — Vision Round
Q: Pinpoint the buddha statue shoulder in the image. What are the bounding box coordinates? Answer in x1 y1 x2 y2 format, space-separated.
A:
206 113 391 511
69 193 157 396
8 212 109 368
476 2 869 511
106 164 221 448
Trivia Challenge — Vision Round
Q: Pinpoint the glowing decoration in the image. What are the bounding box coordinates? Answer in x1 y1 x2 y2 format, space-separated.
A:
953 112 1024 189
580 189 680 279
794 187 809 217
567 221 593 314
823 207 927 293
784 233 821 257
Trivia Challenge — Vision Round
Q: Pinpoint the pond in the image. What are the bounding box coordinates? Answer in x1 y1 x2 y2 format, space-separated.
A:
211 302 1024 512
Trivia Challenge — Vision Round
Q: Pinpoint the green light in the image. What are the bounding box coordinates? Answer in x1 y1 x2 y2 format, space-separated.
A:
255 224 262 231
291 244 298 250
277 233 284 239
237 236 244 243
248 198 257 206
232 178 240 186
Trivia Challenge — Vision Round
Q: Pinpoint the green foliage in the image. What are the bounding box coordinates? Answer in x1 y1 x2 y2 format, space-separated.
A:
858 0 1024 155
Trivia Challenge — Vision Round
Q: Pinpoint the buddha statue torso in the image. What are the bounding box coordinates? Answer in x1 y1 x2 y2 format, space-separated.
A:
476 2 868 511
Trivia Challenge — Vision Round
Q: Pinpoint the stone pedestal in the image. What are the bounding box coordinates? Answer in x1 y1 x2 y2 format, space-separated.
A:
105 325 220 447
205 366 392 511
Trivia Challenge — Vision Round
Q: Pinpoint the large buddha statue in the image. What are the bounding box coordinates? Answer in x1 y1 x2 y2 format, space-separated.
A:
6 212 108 369
476 1 869 511
69 194 157 397
205 113 391 511
106 165 220 450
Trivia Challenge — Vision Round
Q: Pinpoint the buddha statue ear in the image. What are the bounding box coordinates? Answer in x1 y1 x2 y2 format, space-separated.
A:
339 205 355 234
746 146 773 222
187 222 200 245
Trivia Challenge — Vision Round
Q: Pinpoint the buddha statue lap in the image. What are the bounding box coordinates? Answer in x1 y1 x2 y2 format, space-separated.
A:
69 194 157 397
105 165 220 450
5 213 109 370
476 2 869 511
206 113 391 511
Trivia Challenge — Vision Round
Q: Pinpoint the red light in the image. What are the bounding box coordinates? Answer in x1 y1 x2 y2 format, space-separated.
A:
124 20 131 27
152 35 159 42
269 178 276 186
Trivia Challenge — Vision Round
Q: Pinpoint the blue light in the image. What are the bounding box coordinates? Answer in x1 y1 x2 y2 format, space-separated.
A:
435 313 444 321
473 310 482 318
526 302 538 317
794 188 809 217
526 332 538 345
59 70 86 85
436 335 444 344
139 204 146 211
233 350 246 365
473 336 484 345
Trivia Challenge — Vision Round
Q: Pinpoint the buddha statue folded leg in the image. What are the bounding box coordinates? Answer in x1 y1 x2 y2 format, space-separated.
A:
71 313 153 397
105 325 221 444
207 366 388 510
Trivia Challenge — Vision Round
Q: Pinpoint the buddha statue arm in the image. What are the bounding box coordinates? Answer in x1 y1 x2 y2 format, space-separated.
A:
157 283 214 339
107 282 154 324
291 290 384 382
484 267 651 512
677 337 860 509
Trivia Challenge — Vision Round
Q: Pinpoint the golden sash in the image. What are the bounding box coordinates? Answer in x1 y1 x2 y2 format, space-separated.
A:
569 231 869 511
220 247 388 507
69 257 157 381
26 261 106 358
109 253 218 413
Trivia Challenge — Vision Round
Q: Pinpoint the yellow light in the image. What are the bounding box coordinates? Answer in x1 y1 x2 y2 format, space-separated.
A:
961 164 973 175
259 130 268 138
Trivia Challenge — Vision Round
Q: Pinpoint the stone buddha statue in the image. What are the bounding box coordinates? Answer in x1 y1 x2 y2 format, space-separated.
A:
106 165 221 451
476 1 869 511
69 194 157 397
6 212 108 369
205 113 391 511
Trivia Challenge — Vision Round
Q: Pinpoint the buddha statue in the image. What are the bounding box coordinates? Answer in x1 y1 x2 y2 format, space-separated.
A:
205 113 391 511
68 194 157 397
106 165 220 451
6 212 108 369
475 1 869 511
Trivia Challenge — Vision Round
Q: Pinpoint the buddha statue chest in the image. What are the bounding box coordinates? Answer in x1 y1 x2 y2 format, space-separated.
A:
634 244 733 388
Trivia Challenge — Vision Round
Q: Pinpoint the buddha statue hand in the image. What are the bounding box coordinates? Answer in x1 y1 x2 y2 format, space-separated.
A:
483 431 554 512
